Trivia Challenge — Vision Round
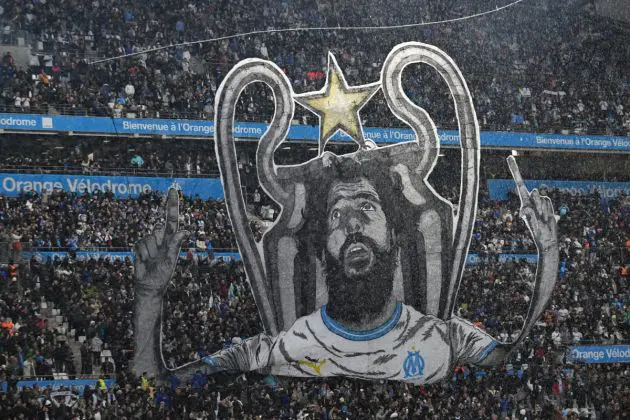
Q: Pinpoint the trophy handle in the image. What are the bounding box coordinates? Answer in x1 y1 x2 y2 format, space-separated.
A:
381 42 480 318
381 47 440 178
215 59 295 336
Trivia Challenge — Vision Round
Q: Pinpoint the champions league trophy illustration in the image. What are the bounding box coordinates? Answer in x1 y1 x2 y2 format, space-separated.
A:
133 42 559 383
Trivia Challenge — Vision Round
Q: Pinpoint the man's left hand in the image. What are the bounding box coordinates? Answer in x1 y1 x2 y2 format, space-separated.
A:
508 156 558 253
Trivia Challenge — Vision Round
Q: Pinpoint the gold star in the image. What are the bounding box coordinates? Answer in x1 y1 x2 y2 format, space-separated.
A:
294 53 380 154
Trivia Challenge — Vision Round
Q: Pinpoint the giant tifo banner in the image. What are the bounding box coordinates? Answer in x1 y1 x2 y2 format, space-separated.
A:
1 113 630 152
0 173 223 199
567 345 630 364
488 179 630 201
127 45 560 385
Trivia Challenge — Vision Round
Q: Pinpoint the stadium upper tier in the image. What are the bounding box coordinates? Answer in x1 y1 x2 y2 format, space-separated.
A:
1 0 629 140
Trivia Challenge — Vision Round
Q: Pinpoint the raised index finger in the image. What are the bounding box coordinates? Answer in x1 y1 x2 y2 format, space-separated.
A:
507 156 530 205
165 188 180 235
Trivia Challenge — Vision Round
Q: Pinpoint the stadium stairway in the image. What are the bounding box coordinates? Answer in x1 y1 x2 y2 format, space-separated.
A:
0 45 34 69
40 298 89 376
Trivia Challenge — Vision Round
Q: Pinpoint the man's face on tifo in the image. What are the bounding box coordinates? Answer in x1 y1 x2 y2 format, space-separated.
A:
326 178 392 277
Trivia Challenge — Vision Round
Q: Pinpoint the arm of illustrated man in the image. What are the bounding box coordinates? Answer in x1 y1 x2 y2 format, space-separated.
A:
467 158 559 367
504 157 559 349
135 287 281 382
133 189 285 383
133 189 189 380
201 334 279 372
448 316 499 367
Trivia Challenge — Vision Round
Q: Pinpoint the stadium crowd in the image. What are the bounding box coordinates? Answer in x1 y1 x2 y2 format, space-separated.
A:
0 0 629 417
0 185 627 418
0 364 628 419
0 134 223 177
0 189 238 253
0 181 628 256
0 0 629 136
464 189 630 345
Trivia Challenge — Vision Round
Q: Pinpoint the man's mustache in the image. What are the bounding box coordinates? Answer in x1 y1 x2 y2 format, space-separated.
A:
338 233 379 263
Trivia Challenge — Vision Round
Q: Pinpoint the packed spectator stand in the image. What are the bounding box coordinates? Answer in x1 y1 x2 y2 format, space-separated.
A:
1 0 630 418
0 182 628 418
0 189 237 252
0 0 629 136
0 134 222 178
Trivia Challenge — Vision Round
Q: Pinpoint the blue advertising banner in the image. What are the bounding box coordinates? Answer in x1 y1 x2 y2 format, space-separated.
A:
466 253 537 265
466 254 480 265
567 345 630 364
179 251 241 262
26 250 526 265
0 173 223 199
0 379 116 394
2 113 630 152
498 253 539 264
488 179 630 201
23 251 135 261
23 250 241 262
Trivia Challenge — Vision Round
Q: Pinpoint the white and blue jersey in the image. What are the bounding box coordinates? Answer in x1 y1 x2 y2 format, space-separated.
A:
205 302 497 384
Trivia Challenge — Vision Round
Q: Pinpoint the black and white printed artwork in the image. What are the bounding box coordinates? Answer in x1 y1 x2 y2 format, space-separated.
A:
133 42 559 384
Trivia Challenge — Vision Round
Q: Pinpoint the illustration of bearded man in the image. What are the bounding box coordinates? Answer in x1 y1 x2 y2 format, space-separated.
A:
133 43 558 384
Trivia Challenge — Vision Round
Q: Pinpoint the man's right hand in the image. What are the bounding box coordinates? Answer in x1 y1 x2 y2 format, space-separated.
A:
134 188 189 296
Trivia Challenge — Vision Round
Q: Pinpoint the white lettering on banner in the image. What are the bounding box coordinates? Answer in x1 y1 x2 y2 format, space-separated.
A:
65 178 150 195
364 131 382 140
545 185 630 199
0 176 151 196
2 177 64 192
3 178 14 191
0 116 37 127
535 136 575 146
599 187 630 198
121 120 227 135
581 138 612 148
364 130 459 144
571 349 605 361
121 121 170 132
612 139 630 148
571 347 630 362
536 136 630 150
606 348 630 358
490 180 630 202
233 125 262 136
438 133 460 144
179 122 214 135
392 131 415 141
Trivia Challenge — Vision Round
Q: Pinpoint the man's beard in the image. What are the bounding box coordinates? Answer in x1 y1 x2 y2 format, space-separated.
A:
324 233 396 326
